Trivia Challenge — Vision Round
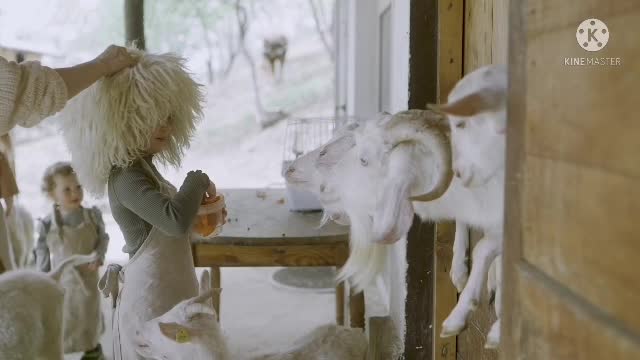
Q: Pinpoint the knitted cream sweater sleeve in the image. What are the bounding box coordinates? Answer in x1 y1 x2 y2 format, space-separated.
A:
0 56 68 135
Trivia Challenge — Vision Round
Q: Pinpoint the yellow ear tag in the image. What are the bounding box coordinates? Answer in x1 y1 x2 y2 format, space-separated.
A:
176 329 190 343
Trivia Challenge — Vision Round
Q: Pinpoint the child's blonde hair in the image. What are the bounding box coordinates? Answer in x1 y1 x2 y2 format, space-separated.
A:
41 161 76 195
59 49 204 196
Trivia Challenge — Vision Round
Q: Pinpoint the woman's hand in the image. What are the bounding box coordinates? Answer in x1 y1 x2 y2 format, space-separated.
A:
94 45 137 77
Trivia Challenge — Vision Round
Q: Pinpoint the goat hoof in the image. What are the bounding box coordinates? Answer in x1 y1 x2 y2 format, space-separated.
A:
441 317 467 337
485 320 501 349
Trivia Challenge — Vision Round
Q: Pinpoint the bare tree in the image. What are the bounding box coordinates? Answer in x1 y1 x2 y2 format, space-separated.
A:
233 0 288 128
125 0 146 50
308 0 334 60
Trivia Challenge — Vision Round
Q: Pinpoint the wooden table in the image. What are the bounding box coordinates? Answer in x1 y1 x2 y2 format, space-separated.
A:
191 188 365 328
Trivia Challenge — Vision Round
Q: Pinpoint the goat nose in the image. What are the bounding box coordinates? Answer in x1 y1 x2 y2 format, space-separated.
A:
286 167 295 174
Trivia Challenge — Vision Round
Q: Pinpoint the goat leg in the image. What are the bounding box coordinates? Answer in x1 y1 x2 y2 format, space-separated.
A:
441 233 501 337
451 221 470 292
485 254 502 349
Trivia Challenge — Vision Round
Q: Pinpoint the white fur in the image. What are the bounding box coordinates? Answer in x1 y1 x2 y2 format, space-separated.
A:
59 50 204 196
295 65 508 347
136 273 367 360
0 253 98 360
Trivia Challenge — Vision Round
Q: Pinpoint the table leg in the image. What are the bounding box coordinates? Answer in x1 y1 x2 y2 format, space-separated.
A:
336 282 345 325
210 266 221 322
350 290 366 329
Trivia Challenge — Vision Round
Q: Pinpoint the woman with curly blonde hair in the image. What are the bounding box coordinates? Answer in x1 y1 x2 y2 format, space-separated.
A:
59 50 222 360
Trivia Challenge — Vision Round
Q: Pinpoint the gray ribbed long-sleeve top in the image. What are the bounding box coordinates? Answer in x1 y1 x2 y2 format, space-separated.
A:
108 157 209 257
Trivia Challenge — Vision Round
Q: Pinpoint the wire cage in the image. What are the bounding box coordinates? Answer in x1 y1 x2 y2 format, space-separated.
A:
281 116 357 211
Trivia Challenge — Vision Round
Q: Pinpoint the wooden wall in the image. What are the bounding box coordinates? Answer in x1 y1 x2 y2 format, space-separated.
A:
455 0 508 359
503 1 640 359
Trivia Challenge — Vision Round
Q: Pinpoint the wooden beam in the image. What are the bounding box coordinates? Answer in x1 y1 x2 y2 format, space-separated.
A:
368 316 401 360
403 0 439 358
193 243 350 267
404 216 437 359
125 0 146 50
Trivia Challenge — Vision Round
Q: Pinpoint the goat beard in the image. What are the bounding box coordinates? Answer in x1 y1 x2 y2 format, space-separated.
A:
373 180 415 244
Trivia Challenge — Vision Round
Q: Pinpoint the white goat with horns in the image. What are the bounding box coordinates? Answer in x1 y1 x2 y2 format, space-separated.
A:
285 64 507 348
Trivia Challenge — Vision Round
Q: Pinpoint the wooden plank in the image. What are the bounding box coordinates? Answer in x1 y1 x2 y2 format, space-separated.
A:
404 216 437 359
435 1 463 359
521 156 640 331
525 10 640 179
434 222 458 360
197 189 349 246
437 0 464 102
403 0 439 357
367 316 401 360
193 243 350 267
491 0 509 64
350 291 366 329
501 0 527 357
463 0 494 73
512 267 640 360
336 282 345 326
525 0 638 37
210 267 221 322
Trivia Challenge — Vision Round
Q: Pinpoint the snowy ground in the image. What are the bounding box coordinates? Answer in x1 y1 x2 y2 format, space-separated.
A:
11 44 385 359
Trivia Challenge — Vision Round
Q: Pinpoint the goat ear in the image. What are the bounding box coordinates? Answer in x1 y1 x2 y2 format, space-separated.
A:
428 87 505 117
159 322 196 343
184 302 217 323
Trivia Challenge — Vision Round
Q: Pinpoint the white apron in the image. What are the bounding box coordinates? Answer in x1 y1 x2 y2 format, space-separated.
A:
46 206 103 353
104 160 199 360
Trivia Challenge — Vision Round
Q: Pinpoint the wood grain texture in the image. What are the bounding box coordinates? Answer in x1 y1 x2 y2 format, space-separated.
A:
525 9 640 179
193 243 350 267
522 156 640 331
435 1 464 359
367 316 402 360
435 222 458 360
513 267 640 360
503 0 640 359
463 0 494 73
193 188 349 246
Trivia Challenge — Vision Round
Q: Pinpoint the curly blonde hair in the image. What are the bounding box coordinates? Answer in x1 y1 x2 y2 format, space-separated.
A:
59 49 204 196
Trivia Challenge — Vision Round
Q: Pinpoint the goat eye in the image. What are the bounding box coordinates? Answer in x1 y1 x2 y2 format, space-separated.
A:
455 122 466 129
360 158 368 166
319 149 327 157
320 184 326 192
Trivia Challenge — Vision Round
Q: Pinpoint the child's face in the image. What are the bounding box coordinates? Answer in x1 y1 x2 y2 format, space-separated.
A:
50 174 84 211
147 126 173 155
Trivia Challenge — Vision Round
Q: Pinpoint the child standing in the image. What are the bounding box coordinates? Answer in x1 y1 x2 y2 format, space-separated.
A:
59 50 223 360
34 162 109 360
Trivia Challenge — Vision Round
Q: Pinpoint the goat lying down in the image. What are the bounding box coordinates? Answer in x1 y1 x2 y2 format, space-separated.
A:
285 65 507 348
0 252 99 360
135 270 367 360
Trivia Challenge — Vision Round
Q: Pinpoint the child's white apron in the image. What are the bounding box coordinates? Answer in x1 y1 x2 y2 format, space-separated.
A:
106 160 199 360
46 206 103 353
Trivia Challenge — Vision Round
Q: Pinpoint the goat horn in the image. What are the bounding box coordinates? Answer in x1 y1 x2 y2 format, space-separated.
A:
409 109 453 201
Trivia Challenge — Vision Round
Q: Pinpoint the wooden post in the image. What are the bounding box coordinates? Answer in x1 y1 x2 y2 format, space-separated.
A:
125 0 145 50
210 267 221 322
434 1 464 360
402 0 439 358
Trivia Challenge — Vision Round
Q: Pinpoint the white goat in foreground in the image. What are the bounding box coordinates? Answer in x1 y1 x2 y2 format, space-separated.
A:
0 252 99 360
136 270 367 360
287 65 507 348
